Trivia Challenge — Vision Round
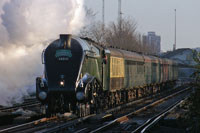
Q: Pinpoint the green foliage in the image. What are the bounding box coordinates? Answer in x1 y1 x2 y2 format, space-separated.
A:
193 50 200 64
191 50 200 85
177 87 200 132
182 50 200 132
187 87 200 132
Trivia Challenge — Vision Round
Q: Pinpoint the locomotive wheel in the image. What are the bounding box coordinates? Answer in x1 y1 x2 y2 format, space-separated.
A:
77 103 90 117
45 97 55 117
59 94 65 113
76 77 103 117
45 95 62 117
89 78 103 114
45 106 52 117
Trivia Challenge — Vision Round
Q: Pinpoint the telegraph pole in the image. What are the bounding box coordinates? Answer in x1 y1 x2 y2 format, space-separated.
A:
118 0 122 29
173 9 176 51
102 0 105 31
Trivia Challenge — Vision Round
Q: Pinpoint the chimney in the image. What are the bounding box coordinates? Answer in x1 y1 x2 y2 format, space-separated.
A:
59 34 72 48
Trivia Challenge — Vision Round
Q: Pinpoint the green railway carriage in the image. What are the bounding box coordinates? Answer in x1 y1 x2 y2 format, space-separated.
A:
104 48 178 93
100 47 178 102
107 48 125 91
122 50 146 88
148 56 159 84
107 48 147 91
144 55 152 85
36 34 178 115
159 58 163 83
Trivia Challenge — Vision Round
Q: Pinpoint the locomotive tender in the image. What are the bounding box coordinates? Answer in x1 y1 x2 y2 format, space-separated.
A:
36 34 178 116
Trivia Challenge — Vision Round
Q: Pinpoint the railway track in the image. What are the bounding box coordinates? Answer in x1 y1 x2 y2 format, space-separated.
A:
132 97 188 133
0 113 94 133
0 118 43 133
0 85 191 133
0 97 40 112
38 86 191 133
89 86 191 133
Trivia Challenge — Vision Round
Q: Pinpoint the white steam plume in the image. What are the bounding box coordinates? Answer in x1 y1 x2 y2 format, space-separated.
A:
0 0 85 106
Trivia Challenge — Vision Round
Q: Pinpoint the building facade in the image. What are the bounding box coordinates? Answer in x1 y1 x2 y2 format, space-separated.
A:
143 32 161 55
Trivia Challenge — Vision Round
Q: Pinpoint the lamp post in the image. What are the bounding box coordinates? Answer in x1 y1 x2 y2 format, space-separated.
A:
102 0 105 31
173 9 176 51
118 0 122 30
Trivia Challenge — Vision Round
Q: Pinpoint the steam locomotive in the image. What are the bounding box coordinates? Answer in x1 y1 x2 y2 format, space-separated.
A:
36 34 178 116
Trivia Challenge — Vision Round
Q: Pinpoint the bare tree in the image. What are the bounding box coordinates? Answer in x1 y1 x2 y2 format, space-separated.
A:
105 17 139 51
79 7 105 44
80 8 156 54
80 21 105 44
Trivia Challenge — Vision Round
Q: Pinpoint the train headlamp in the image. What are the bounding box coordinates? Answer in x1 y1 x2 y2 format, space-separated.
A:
60 81 65 87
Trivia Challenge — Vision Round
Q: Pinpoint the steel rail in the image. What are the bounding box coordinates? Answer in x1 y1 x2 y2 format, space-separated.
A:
0 102 40 112
90 87 191 133
0 118 43 133
0 97 40 112
37 114 95 133
132 96 188 133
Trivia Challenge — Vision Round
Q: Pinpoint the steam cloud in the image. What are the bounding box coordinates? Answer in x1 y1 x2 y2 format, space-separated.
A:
0 0 85 106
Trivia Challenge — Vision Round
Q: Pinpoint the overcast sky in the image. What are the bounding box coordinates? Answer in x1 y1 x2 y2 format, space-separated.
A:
85 0 200 52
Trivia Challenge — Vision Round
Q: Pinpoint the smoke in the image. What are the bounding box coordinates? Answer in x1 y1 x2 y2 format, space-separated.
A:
0 0 85 106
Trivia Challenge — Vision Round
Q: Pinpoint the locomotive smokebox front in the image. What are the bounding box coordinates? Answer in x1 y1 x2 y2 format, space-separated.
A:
42 34 84 99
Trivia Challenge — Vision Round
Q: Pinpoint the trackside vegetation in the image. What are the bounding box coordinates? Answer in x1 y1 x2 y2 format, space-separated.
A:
178 50 200 132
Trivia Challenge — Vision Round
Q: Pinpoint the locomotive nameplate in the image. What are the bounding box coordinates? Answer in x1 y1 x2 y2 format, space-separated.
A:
110 56 125 78
55 49 72 61
55 49 72 58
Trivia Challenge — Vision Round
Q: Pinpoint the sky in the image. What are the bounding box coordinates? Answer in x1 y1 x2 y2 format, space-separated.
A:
85 0 200 52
